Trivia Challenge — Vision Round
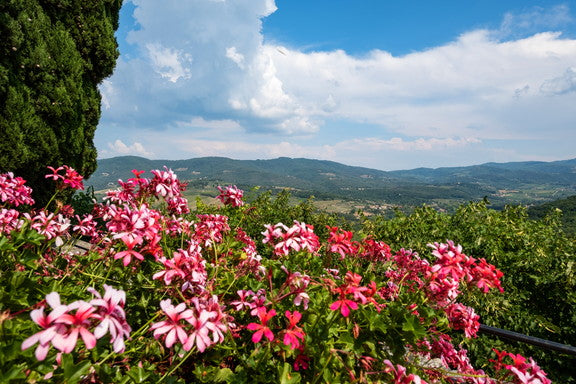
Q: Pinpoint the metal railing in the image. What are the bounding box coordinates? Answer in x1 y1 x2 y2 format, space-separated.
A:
479 324 576 356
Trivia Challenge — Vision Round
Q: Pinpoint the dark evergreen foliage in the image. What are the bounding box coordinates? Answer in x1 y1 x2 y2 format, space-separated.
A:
0 0 122 204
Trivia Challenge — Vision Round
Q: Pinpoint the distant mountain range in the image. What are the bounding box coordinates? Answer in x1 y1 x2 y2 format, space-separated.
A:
87 156 576 210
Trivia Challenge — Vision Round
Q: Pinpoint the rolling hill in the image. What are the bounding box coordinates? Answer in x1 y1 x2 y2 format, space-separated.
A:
86 156 576 211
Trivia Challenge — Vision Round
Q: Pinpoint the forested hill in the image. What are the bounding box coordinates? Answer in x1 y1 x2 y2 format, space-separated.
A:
88 156 576 209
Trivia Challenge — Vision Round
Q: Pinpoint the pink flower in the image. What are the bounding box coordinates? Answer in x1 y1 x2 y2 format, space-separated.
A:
184 296 228 352
0 208 23 234
183 309 213 352
471 258 504 293
45 166 84 190
152 242 207 289
247 307 276 343
230 290 256 312
21 292 68 361
150 299 194 349
445 303 480 338
261 221 319 256
0 172 35 206
193 214 230 247
50 300 97 353
216 185 244 207
329 297 359 317
113 235 145 267
149 167 187 200
282 311 305 350
73 214 99 238
383 360 428 384
327 226 358 259
88 285 131 353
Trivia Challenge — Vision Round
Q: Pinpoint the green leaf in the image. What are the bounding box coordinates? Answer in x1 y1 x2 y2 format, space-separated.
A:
126 366 151 383
278 362 301 384
0 364 27 382
61 354 91 384
402 315 427 339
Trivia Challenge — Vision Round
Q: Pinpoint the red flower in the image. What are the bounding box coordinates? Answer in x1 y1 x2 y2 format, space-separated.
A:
330 297 358 317
216 185 244 207
282 311 305 350
247 307 276 343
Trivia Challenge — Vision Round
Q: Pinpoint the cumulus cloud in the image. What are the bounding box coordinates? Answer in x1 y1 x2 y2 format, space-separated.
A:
104 139 154 158
101 0 307 133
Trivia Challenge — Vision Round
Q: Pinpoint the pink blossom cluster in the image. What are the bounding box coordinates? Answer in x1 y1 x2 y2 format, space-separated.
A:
22 287 131 360
244 307 306 351
45 166 84 190
216 185 244 207
233 228 267 277
153 241 207 291
383 359 428 384
150 296 227 353
262 220 320 256
193 214 230 247
24 211 71 247
103 203 163 265
444 303 480 338
428 241 504 294
491 349 551 384
281 266 311 309
326 226 358 259
427 333 490 383
329 272 382 317
104 167 190 215
0 207 24 235
0 171 35 206
358 237 393 262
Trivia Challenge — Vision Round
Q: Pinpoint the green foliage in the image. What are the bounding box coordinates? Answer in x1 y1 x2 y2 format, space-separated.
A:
363 200 576 382
0 0 122 204
529 194 576 236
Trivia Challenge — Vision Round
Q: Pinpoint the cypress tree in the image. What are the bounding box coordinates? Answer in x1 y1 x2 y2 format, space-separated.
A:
0 0 122 204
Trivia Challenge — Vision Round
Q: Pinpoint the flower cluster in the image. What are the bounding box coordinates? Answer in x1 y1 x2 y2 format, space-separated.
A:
22 287 130 360
428 241 504 294
216 185 244 207
329 271 382 317
150 297 227 353
0 171 35 206
45 165 84 190
262 220 320 256
491 349 551 384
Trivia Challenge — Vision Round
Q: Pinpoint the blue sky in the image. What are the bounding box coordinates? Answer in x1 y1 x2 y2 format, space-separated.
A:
97 0 576 171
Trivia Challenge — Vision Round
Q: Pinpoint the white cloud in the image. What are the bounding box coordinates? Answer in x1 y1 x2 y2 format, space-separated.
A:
225 47 245 69
104 139 153 158
146 43 192 83
541 67 576 95
267 30 576 139
497 4 573 39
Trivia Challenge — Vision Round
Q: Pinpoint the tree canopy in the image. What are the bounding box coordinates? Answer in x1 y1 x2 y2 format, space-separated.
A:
0 0 122 203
